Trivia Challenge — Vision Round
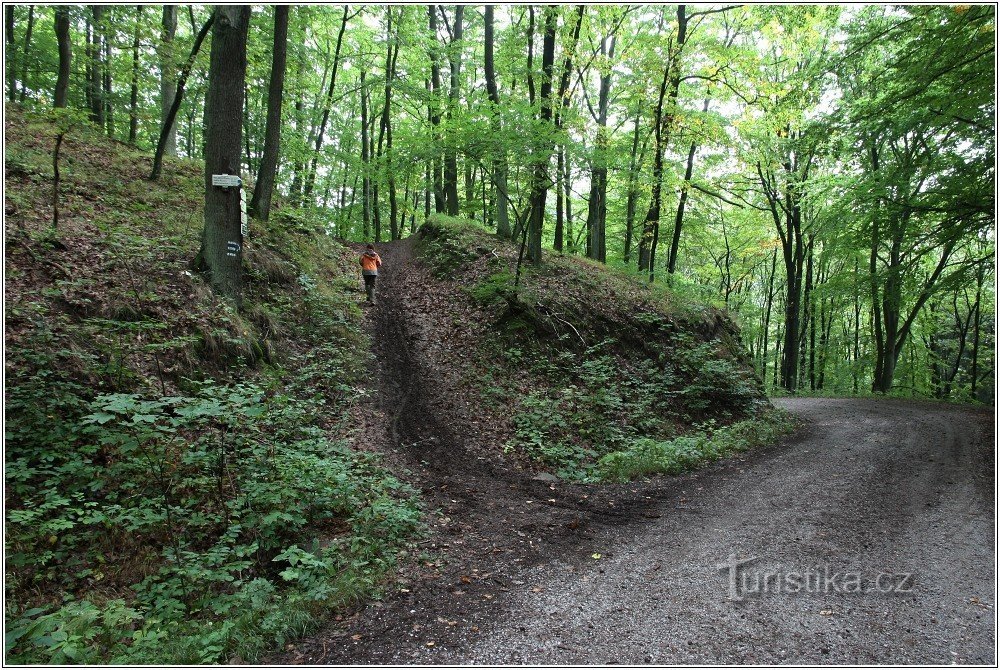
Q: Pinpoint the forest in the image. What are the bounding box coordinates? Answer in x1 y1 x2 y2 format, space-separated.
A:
6 3 994 399
2 3 996 665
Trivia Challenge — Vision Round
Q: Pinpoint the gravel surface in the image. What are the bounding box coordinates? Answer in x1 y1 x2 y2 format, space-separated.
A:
269 240 995 665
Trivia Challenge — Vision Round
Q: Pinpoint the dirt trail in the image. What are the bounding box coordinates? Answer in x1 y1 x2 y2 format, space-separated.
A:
271 240 995 665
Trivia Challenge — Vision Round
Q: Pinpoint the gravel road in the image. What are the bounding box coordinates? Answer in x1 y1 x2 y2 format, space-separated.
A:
451 397 995 665
278 397 994 665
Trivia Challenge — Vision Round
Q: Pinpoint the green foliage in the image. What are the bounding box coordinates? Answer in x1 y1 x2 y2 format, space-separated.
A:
418 215 496 278
468 271 516 306
6 381 421 664
673 339 759 412
505 342 682 481
597 408 797 482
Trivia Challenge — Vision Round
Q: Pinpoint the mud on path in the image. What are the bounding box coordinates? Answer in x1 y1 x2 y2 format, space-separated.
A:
270 240 995 665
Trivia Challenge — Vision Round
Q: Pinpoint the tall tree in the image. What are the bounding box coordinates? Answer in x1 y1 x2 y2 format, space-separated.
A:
6 6 16 101
196 5 252 306
526 6 557 264
637 6 688 278
427 5 445 213
160 5 179 156
484 5 511 239
88 6 105 127
18 5 35 103
249 5 289 221
53 7 71 108
128 6 142 144
442 5 464 215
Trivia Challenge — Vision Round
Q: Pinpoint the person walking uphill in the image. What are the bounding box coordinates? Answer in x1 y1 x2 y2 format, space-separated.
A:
360 244 382 305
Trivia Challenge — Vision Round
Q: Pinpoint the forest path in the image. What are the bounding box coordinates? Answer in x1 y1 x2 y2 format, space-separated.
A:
272 240 995 665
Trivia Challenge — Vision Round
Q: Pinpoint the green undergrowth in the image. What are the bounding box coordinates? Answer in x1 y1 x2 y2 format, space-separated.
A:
418 215 772 482
5 107 422 663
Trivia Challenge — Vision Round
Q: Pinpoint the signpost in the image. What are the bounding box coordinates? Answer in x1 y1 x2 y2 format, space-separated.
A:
213 174 248 241
211 174 242 188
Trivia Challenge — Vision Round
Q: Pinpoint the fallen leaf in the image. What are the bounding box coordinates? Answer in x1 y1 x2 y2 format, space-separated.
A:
460 575 471 584
351 634 362 641
819 610 834 616
592 553 602 560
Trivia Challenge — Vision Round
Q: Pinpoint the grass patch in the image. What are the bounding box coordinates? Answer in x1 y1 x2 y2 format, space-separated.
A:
597 407 798 482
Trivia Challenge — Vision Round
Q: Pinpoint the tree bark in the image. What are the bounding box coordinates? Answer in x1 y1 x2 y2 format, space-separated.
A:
638 6 687 281
102 25 113 136
88 6 105 127
427 6 445 213
54 7 71 108
160 5 179 155
526 7 557 264
18 6 34 103
443 5 464 216
6 6 16 102
361 70 371 240
484 5 511 239
248 5 289 221
379 7 401 238
129 6 142 144
195 5 251 307
585 25 612 263
667 92 711 274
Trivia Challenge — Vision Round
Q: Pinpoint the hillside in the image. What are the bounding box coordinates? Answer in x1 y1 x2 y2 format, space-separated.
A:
4 109 789 664
4 108 419 664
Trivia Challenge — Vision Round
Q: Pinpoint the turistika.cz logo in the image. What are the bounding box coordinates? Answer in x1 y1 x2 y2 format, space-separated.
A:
718 555 915 602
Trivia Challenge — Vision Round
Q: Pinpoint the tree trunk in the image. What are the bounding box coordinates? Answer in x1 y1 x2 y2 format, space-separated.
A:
623 106 645 264
54 7 71 108
427 7 445 213
380 7 401 239
6 6 16 102
129 6 142 144
150 15 215 179
88 6 105 127
18 6 34 103
484 5 511 239
526 7 557 264
160 5 179 156
638 6 687 281
103 27 113 136
361 70 371 240
443 5 464 216
637 66 670 275
668 93 711 274
970 265 984 397
248 5 288 221
195 6 251 307
555 148 565 251
585 28 613 263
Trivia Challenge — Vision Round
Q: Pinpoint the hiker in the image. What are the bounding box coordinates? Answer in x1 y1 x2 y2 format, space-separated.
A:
359 244 383 305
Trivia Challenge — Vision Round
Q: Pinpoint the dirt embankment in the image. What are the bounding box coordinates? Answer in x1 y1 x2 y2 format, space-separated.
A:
270 240 994 665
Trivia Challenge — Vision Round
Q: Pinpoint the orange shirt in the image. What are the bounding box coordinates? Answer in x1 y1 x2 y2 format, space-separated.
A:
360 252 382 273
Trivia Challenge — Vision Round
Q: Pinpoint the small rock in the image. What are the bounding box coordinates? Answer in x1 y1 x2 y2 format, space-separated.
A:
533 472 560 483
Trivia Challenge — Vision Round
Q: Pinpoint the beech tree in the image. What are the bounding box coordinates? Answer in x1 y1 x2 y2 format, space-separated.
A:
195 5 252 306
249 5 289 221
